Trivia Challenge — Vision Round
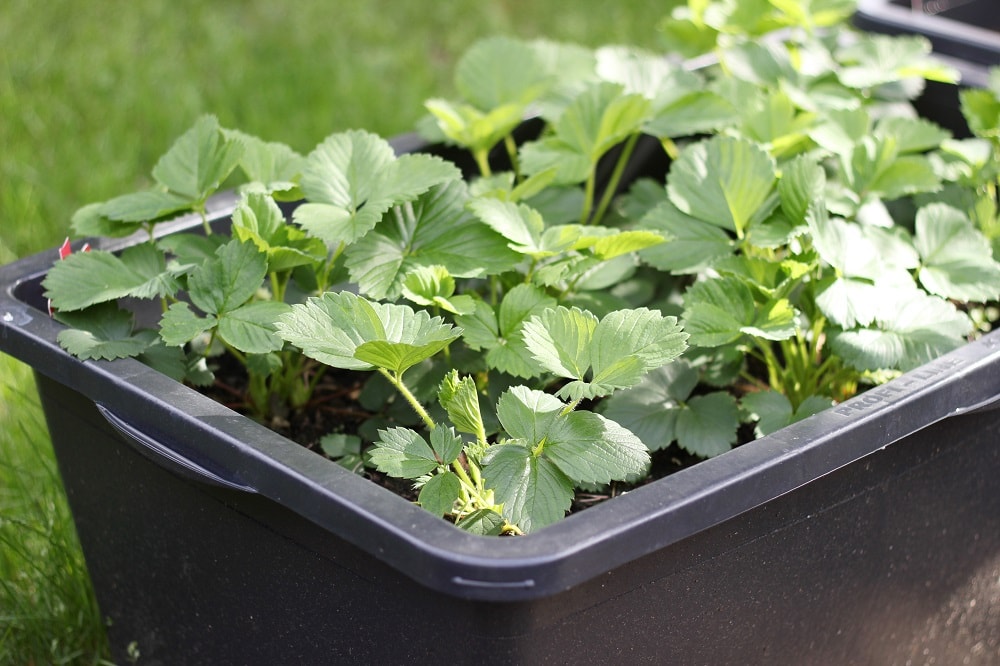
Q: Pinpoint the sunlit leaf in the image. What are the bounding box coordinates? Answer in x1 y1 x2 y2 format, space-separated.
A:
914 203 1000 302
345 180 520 299
668 135 777 237
523 305 688 399
295 130 460 246
438 370 486 440
276 291 461 374
831 288 972 371
638 199 734 273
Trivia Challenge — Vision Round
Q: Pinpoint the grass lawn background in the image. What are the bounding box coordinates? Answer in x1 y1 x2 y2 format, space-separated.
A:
0 1 671 662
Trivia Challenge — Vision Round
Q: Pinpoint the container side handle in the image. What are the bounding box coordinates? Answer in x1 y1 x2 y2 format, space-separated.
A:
96 404 257 493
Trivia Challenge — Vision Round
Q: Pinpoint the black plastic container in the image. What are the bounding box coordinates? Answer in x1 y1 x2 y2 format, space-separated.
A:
854 0 1000 67
3 116 1000 666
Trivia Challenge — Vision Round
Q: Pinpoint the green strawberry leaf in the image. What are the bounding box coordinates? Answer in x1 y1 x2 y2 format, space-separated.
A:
156 233 227 266
369 427 442 478
494 385 649 486
522 306 598 382
418 472 462 518
742 390 834 437
521 81 652 184
467 197 578 257
159 302 215 347
573 226 665 260
217 300 290 354
276 291 460 373
320 433 362 458
232 193 326 273
424 99 525 156
151 115 245 203
960 88 1000 139
69 203 144 238
599 360 736 456
187 239 268 316
831 288 973 371
319 433 364 473
294 129 460 246
600 361 699 451
866 154 941 200
558 81 652 161
495 385 566 445
595 45 702 110
545 409 650 484
223 129 305 194
400 265 476 315
43 244 182 312
98 190 195 224
482 442 574 533
354 340 451 377
455 285 558 378
232 191 284 241
875 116 951 154
674 392 739 457
814 276 884 329
914 203 1000 302
455 508 506 536
344 180 520 299
682 276 796 347
54 303 151 361
778 154 826 224
667 135 777 238
638 199 735 273
429 425 464 466
522 305 688 400
438 370 486 441
837 34 958 88
454 36 552 111
644 89 739 138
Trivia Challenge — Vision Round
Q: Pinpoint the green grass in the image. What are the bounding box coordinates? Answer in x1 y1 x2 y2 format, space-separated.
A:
0 358 112 665
0 1 668 662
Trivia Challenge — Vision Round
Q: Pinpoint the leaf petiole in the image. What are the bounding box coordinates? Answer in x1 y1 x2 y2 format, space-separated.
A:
589 133 641 226
377 367 436 431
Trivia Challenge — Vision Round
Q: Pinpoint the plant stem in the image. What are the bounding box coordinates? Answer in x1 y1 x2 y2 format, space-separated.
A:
504 134 520 180
474 148 492 177
751 337 783 396
269 271 287 303
198 205 212 236
589 133 641 227
661 137 679 160
450 459 490 508
378 367 435 431
560 396 583 416
580 169 597 224
318 242 346 292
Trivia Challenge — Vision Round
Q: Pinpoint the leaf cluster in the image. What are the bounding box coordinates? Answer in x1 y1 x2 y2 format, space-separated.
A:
41 3 1000 534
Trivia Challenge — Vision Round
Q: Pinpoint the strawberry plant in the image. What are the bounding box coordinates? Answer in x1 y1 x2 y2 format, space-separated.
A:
41 1 1000 534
